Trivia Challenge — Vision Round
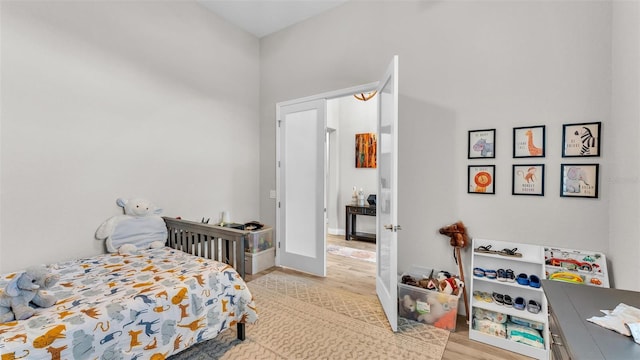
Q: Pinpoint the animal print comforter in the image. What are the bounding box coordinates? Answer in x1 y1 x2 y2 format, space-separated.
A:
0 248 258 359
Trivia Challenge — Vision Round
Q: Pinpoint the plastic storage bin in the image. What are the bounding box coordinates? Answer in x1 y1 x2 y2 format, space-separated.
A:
398 265 461 331
245 248 275 274
244 227 273 253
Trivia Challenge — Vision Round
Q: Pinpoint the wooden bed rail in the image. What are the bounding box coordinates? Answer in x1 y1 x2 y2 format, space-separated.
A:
163 217 248 279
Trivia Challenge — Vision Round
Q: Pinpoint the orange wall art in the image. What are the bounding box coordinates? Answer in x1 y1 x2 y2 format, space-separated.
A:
355 133 377 168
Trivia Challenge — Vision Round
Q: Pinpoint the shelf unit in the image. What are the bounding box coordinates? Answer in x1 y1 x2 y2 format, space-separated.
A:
543 246 609 288
469 238 549 360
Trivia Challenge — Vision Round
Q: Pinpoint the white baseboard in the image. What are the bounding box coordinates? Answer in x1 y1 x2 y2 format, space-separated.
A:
328 228 344 236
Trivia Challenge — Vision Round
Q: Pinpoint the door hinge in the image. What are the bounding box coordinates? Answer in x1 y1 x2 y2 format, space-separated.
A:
278 202 281 208
278 120 282 127
278 242 280 248
278 161 280 168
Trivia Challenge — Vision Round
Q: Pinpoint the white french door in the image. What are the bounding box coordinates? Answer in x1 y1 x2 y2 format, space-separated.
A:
376 55 400 332
276 99 327 276
275 56 400 332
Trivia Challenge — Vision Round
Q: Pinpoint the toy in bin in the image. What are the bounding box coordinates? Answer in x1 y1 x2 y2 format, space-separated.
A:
399 269 463 331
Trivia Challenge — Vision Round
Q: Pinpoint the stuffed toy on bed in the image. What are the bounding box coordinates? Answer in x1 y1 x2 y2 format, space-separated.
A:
95 197 168 254
0 265 59 323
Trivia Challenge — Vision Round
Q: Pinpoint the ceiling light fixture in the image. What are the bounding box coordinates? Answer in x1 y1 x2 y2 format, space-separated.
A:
354 90 377 101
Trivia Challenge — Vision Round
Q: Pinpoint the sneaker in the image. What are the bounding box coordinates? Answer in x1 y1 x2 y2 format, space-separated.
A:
497 269 507 282
529 274 541 288
528 300 541 314
517 273 530 286
513 297 526 310
492 292 504 305
485 269 497 280
503 295 513 306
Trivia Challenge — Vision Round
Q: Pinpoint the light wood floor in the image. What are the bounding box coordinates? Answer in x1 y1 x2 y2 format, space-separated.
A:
246 235 532 360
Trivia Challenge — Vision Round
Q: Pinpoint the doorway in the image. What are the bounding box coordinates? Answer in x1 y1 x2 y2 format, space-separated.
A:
326 95 378 243
275 83 378 277
277 53 399 332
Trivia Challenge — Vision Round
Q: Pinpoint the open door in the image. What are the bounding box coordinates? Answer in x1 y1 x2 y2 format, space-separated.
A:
276 99 327 276
376 55 400 331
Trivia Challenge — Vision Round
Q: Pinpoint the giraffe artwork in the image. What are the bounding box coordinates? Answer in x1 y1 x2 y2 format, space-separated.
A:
525 130 543 156
513 126 545 158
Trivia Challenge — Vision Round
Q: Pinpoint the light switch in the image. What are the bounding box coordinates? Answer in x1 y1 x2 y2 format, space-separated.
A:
269 190 276 199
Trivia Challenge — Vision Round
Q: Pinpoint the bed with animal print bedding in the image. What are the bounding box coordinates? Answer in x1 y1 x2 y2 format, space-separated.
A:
0 247 258 359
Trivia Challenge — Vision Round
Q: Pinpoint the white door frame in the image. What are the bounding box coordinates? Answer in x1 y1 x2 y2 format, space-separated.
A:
275 82 378 269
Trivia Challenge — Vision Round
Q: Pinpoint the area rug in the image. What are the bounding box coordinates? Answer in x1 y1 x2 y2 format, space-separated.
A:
169 271 449 359
327 244 376 262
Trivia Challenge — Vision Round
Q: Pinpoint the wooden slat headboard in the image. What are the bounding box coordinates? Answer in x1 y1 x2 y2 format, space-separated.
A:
162 217 249 279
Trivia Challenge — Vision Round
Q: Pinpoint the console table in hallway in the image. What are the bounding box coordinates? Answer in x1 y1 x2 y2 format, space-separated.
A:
345 205 376 242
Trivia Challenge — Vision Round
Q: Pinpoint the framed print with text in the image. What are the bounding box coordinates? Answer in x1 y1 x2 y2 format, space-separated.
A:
468 165 495 194
512 164 545 196
468 129 496 159
562 122 601 157
513 125 545 158
560 163 599 198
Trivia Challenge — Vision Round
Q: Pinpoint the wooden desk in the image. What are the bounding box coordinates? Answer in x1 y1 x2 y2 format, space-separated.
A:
345 205 376 242
543 279 640 359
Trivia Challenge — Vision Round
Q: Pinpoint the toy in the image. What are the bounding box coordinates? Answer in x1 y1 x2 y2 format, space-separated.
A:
416 292 449 324
438 221 470 248
95 198 168 254
438 220 471 323
0 265 59 323
436 272 464 296
399 294 417 321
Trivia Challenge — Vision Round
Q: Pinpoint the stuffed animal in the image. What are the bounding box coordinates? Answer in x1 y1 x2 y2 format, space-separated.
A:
0 265 59 323
416 292 449 324
436 272 464 296
399 294 417 321
95 198 168 254
438 221 470 248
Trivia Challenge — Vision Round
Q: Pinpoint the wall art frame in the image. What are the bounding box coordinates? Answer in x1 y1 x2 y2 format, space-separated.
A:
468 129 496 159
562 122 601 157
513 125 545 158
512 164 545 196
468 165 495 194
560 163 599 198
355 133 377 168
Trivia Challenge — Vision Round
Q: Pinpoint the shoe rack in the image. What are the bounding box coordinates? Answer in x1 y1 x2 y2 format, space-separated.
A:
469 238 549 360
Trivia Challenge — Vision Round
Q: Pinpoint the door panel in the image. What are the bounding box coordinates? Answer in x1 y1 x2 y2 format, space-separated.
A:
376 56 399 332
277 100 327 276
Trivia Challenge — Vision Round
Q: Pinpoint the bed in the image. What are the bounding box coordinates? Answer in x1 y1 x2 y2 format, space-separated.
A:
0 217 258 359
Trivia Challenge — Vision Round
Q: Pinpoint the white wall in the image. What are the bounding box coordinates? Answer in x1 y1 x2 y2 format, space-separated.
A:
259 1 638 288
609 0 640 290
0 1 261 272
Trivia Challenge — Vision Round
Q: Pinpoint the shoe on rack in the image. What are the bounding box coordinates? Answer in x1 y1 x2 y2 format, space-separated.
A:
527 300 541 314
513 297 526 310
529 274 541 288
517 273 530 286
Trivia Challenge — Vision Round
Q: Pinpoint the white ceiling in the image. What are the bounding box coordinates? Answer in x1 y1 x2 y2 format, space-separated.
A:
197 0 348 38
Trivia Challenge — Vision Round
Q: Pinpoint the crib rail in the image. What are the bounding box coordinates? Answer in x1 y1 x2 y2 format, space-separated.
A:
163 217 248 279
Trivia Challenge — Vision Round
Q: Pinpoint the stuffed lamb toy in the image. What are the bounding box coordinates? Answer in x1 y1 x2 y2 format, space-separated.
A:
95 197 167 254
0 265 59 323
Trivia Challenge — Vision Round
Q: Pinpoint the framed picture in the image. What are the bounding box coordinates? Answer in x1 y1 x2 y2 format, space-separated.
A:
512 164 545 196
468 165 495 194
513 125 545 158
355 133 377 168
562 122 601 157
560 164 599 198
468 129 496 159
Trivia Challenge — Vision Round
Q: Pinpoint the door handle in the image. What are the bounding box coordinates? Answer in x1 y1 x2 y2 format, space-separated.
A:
384 224 403 231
